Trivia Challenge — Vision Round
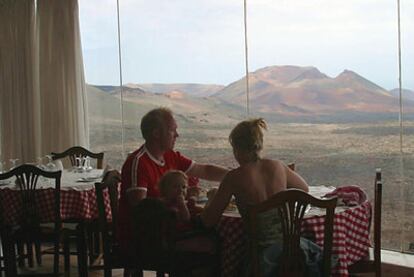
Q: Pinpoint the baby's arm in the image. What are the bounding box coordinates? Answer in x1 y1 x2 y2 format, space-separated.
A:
187 197 203 217
176 195 191 221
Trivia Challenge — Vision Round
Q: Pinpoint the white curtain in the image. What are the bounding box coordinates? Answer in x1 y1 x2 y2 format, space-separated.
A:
0 0 41 164
37 0 89 155
0 0 89 165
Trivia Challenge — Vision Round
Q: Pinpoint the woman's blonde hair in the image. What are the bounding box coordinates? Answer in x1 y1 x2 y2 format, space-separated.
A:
158 170 188 197
229 118 267 160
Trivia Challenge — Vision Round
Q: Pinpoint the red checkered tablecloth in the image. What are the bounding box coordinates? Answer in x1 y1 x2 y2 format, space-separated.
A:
216 201 372 277
0 185 115 225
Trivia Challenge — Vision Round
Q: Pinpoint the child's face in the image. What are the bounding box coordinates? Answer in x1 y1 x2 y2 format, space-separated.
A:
166 177 187 199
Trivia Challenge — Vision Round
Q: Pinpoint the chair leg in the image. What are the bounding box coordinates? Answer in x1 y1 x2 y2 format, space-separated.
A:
93 231 101 257
4 239 17 277
131 269 144 277
104 263 112 277
26 242 34 267
16 242 24 267
53 239 60 276
87 227 96 266
34 241 42 265
76 223 88 277
86 228 101 265
63 235 70 273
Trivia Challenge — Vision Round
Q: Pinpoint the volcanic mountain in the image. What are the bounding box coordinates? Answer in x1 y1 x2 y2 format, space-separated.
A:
214 65 408 116
389 88 414 101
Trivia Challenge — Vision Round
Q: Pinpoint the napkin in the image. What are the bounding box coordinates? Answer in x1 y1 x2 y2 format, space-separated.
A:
323 185 367 206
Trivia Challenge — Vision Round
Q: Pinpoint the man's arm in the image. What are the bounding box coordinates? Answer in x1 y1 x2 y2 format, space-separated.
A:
126 187 147 206
187 163 229 182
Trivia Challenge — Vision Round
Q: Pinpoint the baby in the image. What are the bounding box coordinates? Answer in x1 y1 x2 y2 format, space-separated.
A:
158 170 215 254
158 170 202 224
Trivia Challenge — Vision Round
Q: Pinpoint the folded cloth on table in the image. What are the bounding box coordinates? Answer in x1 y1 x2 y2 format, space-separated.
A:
323 185 367 206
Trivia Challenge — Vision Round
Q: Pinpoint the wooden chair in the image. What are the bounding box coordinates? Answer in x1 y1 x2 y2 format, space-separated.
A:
49 146 104 272
132 198 219 276
348 168 382 276
248 189 337 277
0 164 62 276
95 171 141 277
51 146 104 169
0 255 3 277
0 198 22 276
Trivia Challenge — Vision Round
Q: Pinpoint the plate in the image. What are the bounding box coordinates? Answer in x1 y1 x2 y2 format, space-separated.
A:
77 176 101 183
196 196 208 204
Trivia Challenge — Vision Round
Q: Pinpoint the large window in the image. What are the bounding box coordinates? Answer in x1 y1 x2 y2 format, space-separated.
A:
401 0 414 253
118 0 245 173
247 0 404 251
79 0 414 252
79 0 123 167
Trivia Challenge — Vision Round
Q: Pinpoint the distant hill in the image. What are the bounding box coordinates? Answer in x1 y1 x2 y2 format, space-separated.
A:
88 65 414 123
91 83 224 98
86 84 245 128
213 65 413 116
126 83 224 97
389 88 414 101
92 85 121 93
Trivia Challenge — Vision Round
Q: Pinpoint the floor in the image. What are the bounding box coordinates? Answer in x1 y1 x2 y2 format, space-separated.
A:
5 248 414 276
10 252 157 277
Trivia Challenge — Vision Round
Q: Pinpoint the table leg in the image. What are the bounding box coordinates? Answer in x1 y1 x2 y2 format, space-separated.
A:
76 222 88 277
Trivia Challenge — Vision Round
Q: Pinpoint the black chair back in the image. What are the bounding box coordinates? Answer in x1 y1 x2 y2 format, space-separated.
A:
52 146 104 169
248 189 337 277
132 198 176 269
0 164 62 276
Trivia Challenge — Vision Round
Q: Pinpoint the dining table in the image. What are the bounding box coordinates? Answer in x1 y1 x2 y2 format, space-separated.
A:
214 185 372 277
0 168 113 277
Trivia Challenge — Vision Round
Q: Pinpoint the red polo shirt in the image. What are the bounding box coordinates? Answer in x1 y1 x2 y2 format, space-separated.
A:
117 145 194 253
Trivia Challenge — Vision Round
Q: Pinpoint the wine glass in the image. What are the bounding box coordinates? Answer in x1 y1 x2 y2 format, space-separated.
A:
75 156 83 173
45 155 56 171
83 157 93 172
9 158 19 170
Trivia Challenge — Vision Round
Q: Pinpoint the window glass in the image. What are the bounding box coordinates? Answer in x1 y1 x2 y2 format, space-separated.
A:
79 0 124 169
78 0 414 251
247 0 402 250
401 0 414 253
118 0 246 180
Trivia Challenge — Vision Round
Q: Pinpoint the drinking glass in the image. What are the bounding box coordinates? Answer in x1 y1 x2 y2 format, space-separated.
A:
75 157 83 173
45 155 56 171
83 157 93 172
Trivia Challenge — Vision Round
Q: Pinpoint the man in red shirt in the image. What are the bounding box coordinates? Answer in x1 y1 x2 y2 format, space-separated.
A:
117 107 228 254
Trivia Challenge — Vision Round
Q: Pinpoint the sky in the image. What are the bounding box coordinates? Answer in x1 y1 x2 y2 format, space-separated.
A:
79 0 414 90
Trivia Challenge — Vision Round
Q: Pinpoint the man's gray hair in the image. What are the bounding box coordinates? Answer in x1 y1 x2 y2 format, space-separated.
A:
140 107 173 141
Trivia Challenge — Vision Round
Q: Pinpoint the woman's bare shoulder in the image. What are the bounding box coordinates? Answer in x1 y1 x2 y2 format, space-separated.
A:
262 158 285 169
225 166 246 180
